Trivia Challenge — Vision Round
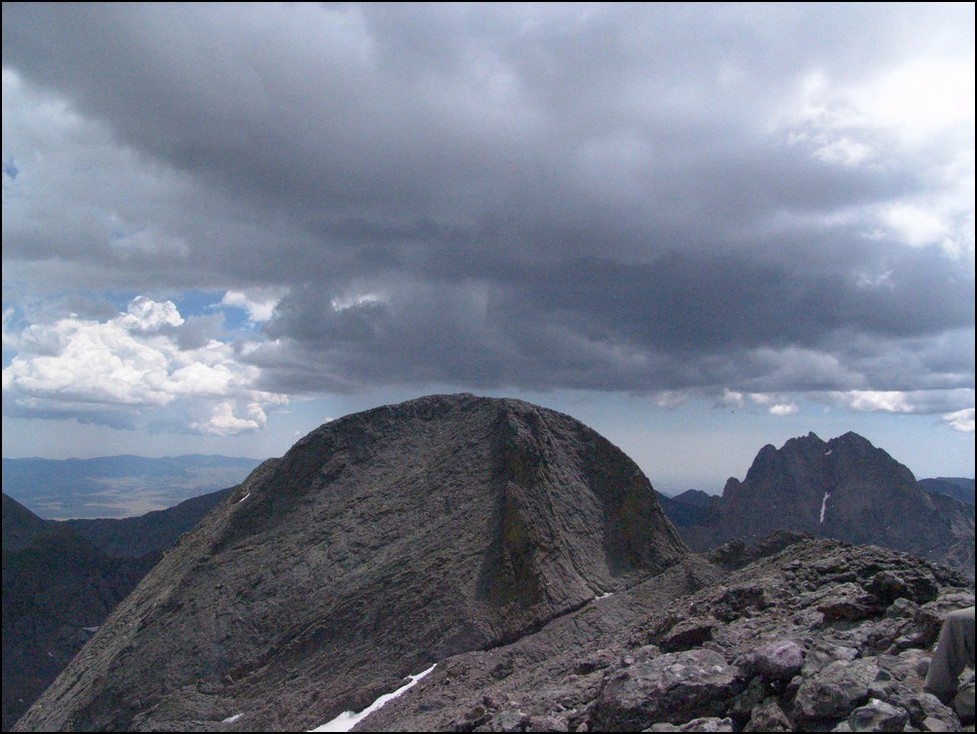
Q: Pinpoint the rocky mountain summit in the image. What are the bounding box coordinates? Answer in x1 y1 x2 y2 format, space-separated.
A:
15 394 686 732
677 432 974 579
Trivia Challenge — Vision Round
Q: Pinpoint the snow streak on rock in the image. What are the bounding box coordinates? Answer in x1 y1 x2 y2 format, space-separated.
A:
311 664 437 732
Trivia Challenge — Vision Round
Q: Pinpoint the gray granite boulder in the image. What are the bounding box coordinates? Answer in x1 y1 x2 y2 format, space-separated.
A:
744 698 793 731
794 657 881 722
734 639 804 682
592 648 742 731
648 717 734 732
845 698 909 732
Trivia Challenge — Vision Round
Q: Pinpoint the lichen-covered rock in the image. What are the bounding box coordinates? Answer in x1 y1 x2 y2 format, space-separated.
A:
743 697 793 731
802 639 861 677
817 582 883 622
526 714 570 732
481 708 528 732
905 693 961 732
734 639 804 682
592 649 742 731
845 698 909 732
729 677 769 721
648 717 734 732
794 657 881 722
866 569 939 606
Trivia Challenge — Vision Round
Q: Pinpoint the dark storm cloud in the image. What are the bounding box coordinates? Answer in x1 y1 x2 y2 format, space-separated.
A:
257 244 973 395
0 3 931 241
1 400 139 431
2 3 973 405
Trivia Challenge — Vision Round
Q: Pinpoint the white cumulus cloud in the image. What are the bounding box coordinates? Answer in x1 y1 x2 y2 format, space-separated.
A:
2 296 287 432
942 408 975 433
192 400 272 436
119 295 184 332
221 289 286 324
837 390 915 414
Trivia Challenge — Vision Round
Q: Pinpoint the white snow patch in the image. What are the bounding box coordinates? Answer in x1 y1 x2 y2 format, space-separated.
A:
236 492 251 504
820 491 831 523
221 713 244 724
82 626 99 633
310 664 437 732
595 592 614 601
824 449 833 455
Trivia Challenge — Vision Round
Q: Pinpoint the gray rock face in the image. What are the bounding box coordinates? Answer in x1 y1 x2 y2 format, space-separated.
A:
680 432 975 579
592 648 743 730
744 698 793 731
844 698 909 732
649 716 734 732
794 658 880 722
734 640 804 682
15 394 686 732
660 615 717 652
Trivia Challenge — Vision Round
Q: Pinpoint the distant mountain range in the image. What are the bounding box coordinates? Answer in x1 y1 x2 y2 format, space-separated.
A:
655 488 719 528
1 455 261 519
917 476 975 505
659 479 977 523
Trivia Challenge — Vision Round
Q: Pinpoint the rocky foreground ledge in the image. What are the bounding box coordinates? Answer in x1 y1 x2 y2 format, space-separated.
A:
361 535 974 733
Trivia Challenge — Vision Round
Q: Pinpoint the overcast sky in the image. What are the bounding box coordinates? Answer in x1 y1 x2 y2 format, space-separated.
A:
2 3 974 492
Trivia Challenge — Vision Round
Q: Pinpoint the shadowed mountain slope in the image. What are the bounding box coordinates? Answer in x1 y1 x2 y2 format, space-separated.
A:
2 490 232 730
62 488 233 558
1 494 49 554
657 489 720 529
15 394 687 732
2 496 157 731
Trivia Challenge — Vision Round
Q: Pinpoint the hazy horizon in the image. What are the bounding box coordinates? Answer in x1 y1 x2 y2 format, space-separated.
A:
4 413 974 505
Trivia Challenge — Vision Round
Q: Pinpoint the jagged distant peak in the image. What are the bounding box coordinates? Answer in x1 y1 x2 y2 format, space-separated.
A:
826 430 883 450
752 430 886 466
679 428 972 580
